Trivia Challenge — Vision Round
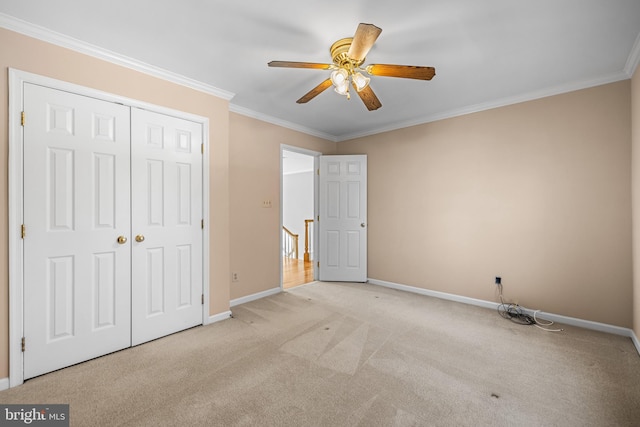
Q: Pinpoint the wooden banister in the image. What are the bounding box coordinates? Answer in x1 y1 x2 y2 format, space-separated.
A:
304 219 313 262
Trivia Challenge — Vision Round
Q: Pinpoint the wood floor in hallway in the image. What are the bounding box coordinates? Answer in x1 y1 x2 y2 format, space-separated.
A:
283 257 314 289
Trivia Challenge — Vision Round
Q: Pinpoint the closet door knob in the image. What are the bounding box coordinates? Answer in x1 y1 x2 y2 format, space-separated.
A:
135 234 145 243
117 236 127 244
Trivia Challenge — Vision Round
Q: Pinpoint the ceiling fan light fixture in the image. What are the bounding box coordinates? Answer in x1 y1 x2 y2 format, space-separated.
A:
330 68 349 86
352 71 370 91
334 80 349 96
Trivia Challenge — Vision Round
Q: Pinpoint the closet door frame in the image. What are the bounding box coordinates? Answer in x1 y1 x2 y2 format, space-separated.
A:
8 68 211 388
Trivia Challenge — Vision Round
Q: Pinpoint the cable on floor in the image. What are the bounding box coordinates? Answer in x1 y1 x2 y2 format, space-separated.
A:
496 283 563 332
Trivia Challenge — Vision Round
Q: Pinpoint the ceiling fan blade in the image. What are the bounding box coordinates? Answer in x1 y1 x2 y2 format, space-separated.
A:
347 23 382 62
353 83 382 111
268 61 333 70
366 64 436 80
297 79 333 104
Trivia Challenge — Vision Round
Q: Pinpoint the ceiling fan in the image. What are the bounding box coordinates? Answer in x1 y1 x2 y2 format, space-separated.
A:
268 23 435 111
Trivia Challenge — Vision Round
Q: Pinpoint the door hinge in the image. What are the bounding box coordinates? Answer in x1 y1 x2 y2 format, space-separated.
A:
21 337 25 352
201 219 204 229
21 111 25 126
317 215 319 221
317 169 320 175
201 143 204 155
317 261 320 268
201 294 204 305
21 224 26 239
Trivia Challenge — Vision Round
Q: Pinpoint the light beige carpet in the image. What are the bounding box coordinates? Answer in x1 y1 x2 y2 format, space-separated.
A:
1 281 639 426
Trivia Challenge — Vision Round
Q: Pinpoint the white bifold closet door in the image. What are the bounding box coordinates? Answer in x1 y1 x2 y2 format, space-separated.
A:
22 84 203 379
130 108 203 346
23 84 132 379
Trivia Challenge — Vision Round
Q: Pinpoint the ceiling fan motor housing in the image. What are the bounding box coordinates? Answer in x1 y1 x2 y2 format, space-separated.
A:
330 38 364 70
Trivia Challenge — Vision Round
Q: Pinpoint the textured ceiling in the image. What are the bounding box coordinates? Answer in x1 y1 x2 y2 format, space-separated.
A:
1 0 639 141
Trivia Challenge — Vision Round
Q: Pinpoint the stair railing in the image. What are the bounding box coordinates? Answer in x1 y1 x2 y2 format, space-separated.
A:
304 219 314 262
282 226 299 259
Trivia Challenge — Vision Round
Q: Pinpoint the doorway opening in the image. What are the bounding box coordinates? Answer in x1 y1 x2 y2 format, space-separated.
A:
281 148 317 289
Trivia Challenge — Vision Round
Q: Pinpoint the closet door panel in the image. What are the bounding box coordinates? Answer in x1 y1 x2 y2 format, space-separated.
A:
23 84 131 379
131 108 203 345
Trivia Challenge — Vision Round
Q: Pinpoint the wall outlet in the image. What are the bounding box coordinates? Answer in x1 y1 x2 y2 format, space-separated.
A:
232 272 239 282
495 276 501 285
262 200 272 208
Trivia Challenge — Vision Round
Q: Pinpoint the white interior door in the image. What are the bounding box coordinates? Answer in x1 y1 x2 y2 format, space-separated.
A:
23 84 132 379
130 108 203 346
318 155 367 282
21 85 204 379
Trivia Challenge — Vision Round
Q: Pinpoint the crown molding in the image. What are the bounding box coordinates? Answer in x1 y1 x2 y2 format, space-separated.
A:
337 70 631 142
3 12 635 143
624 31 640 78
0 12 334 141
229 104 338 142
0 13 235 101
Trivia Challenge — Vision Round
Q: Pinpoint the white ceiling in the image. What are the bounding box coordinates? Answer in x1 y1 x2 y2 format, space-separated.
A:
2 1 639 141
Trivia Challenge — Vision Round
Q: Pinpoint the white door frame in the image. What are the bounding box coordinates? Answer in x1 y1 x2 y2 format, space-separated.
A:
8 68 211 388
280 144 321 287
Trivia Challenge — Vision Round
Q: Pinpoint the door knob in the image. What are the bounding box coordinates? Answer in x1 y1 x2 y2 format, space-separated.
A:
135 234 145 243
117 235 127 244
361 223 366 228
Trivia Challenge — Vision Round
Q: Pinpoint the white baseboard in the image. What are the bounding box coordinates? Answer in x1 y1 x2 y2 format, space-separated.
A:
369 279 500 311
632 331 640 356
230 287 281 307
207 310 232 325
368 278 640 356
0 377 9 391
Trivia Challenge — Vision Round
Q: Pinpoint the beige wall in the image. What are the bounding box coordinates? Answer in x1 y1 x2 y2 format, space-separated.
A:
229 113 336 300
0 28 232 379
338 81 633 328
633 67 640 338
